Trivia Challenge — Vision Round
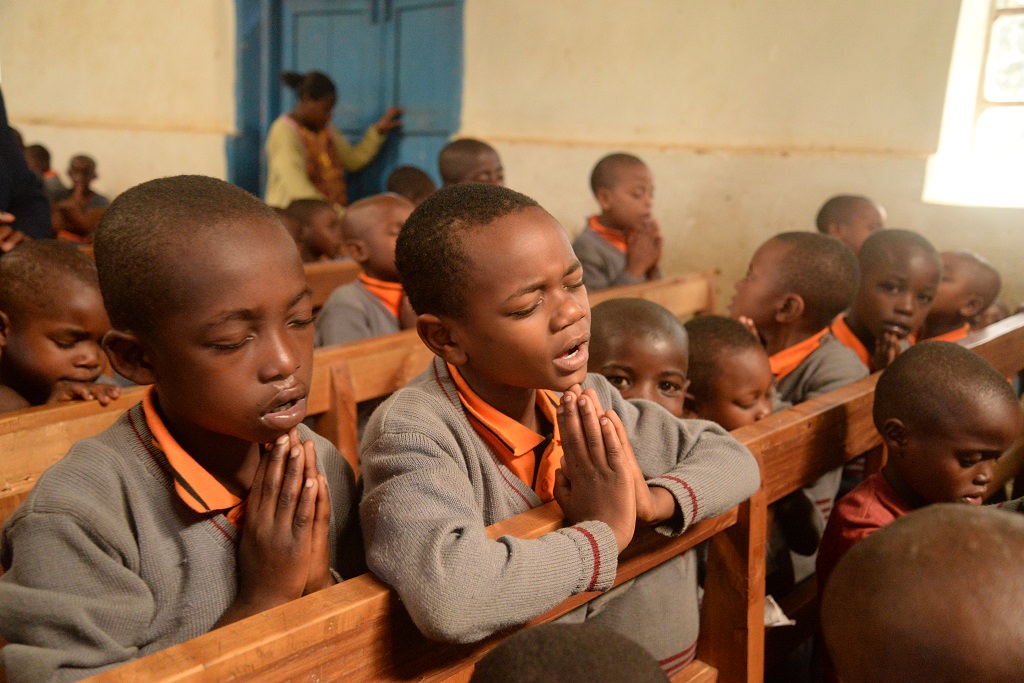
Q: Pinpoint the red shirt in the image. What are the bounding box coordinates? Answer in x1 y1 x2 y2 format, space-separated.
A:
816 472 914 593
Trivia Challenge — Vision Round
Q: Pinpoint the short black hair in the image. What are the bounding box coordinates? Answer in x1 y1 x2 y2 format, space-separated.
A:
437 138 499 185
770 232 860 329
94 175 280 335
683 315 763 402
396 183 540 318
386 165 436 204
0 241 99 322
285 198 334 229
470 623 668 683
23 143 50 168
858 228 938 277
279 70 336 101
590 152 646 195
590 297 688 359
815 195 875 232
873 341 1017 432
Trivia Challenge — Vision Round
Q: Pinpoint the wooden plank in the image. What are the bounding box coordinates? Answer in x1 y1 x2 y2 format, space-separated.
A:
589 270 718 318
305 259 362 311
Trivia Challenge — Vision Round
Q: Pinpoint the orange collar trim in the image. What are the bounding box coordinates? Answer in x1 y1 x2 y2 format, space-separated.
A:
143 387 245 525
829 314 869 367
588 215 627 253
769 327 829 381
359 273 404 319
923 323 970 343
448 364 563 502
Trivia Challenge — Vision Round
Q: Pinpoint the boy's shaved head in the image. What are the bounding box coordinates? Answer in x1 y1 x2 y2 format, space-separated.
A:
815 195 875 232
396 183 540 318
438 138 500 186
284 198 333 229
94 175 281 335
683 315 762 399
949 250 1001 308
386 165 436 205
341 193 413 242
770 232 860 329
0 241 99 321
873 340 1017 432
858 228 937 276
589 153 645 194
590 298 687 353
823 504 1024 683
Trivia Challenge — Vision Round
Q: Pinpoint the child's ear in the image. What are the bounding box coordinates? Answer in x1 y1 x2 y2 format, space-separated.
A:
880 418 907 453
958 294 986 320
102 331 157 385
595 187 614 212
416 314 467 366
345 238 368 264
776 294 805 324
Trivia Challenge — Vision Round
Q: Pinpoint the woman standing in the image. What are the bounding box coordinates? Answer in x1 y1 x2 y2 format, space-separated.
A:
265 70 402 210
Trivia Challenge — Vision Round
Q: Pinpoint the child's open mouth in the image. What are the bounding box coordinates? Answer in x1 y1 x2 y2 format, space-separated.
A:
260 395 308 431
553 340 589 373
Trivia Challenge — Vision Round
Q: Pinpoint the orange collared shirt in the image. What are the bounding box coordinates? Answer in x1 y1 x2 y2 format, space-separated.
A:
829 313 870 368
770 328 829 381
921 323 970 344
142 387 247 527
359 273 404 319
588 215 628 253
448 364 564 502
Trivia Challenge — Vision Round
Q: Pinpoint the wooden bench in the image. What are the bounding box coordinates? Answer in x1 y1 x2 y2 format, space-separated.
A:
589 269 718 319
304 259 363 311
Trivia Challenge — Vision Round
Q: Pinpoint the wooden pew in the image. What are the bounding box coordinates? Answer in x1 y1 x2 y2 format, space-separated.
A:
304 259 362 311
589 269 718 319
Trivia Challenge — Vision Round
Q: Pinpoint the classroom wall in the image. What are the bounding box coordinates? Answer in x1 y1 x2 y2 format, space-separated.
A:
1 0 1020 305
0 0 234 198
461 0 1024 308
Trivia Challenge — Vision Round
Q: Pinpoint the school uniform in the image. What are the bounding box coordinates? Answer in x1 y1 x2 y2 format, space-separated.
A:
315 275 403 347
770 329 869 582
572 216 647 291
829 313 911 370
359 358 759 676
0 389 360 682
921 323 971 343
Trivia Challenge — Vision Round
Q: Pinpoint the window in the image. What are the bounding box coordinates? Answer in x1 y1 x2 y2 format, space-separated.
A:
925 0 1024 207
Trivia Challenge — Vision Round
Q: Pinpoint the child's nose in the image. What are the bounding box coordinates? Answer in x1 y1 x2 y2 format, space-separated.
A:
974 461 995 484
75 343 103 369
261 329 302 381
552 290 586 330
753 399 771 421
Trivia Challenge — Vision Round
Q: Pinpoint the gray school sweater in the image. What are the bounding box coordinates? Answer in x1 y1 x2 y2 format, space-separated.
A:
776 333 869 405
315 279 400 347
571 224 645 291
0 405 360 683
359 358 760 664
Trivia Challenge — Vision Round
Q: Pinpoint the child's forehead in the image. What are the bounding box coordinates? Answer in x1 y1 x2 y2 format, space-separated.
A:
864 243 938 276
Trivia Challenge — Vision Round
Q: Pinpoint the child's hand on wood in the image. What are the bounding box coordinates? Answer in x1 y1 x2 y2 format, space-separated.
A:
47 380 121 406
554 386 636 553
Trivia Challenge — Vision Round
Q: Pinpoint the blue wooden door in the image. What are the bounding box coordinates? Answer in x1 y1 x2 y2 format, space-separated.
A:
275 0 461 200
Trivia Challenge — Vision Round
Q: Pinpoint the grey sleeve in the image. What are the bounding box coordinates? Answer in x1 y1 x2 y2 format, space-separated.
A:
358 400 618 644
315 292 374 347
0 508 155 682
587 375 761 536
